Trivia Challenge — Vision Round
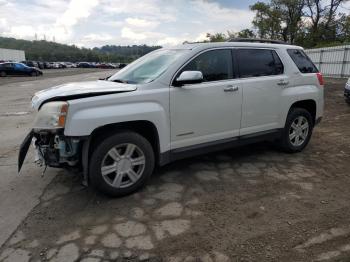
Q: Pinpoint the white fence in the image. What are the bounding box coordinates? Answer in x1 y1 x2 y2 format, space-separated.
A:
0 48 26 62
305 45 350 78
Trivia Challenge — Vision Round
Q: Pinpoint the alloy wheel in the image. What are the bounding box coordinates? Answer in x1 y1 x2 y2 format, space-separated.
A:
289 116 309 147
100 143 146 188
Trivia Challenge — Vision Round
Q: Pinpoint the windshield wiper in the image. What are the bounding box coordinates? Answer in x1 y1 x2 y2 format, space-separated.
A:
99 75 111 80
111 79 129 84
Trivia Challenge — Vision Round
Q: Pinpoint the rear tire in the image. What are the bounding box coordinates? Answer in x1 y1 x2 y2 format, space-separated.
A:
280 108 313 153
89 131 155 197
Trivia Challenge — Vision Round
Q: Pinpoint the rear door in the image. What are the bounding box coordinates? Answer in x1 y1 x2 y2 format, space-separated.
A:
4 63 15 75
235 48 288 135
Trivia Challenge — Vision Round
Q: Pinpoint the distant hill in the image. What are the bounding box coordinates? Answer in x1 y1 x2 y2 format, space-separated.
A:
0 36 161 62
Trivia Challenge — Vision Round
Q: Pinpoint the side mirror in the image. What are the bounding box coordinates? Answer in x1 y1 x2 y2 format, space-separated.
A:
174 71 203 86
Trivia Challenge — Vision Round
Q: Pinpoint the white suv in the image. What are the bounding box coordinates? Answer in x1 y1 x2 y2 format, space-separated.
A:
18 40 324 196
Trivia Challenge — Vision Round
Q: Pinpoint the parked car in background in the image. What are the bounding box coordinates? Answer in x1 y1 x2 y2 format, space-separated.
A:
19 40 324 197
43 62 52 69
65 62 76 68
118 63 127 69
36 61 44 69
21 61 39 68
345 78 350 104
0 62 43 77
77 62 94 68
96 63 114 69
58 62 67 68
52 62 61 69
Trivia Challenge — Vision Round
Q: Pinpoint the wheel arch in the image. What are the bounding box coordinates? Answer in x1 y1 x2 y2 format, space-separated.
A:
89 120 161 166
289 99 317 125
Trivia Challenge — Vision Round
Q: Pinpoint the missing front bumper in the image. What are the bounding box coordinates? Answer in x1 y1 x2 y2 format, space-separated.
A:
18 130 82 173
18 130 34 172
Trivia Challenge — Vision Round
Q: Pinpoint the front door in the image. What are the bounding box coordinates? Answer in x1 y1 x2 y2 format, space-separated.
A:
170 49 243 150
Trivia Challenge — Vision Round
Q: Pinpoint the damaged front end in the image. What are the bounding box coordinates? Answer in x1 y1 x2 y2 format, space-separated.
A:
33 131 81 168
18 129 83 173
18 101 83 173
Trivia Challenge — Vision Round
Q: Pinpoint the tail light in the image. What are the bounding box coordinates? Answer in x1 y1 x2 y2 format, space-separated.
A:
316 73 324 86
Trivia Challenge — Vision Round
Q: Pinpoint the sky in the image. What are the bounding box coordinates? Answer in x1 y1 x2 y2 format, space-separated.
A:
0 0 348 48
0 0 263 47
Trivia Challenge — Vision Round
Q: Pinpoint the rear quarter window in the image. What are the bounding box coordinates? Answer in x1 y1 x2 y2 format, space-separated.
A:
287 49 318 73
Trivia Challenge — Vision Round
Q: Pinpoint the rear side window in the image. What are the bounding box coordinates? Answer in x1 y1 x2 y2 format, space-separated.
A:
287 49 318 73
237 49 284 78
181 49 233 82
3 63 13 69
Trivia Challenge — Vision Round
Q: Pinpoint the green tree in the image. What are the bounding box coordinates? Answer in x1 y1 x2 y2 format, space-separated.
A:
272 0 305 44
236 29 256 38
206 33 228 42
250 2 283 40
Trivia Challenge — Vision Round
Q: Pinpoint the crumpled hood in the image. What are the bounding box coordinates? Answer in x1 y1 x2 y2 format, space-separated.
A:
31 80 137 109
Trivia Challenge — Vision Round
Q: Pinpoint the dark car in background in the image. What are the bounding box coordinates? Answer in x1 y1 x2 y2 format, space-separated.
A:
21 61 39 68
36 61 44 69
345 78 350 104
43 62 52 69
77 62 94 68
96 63 115 69
0 62 43 77
118 63 127 69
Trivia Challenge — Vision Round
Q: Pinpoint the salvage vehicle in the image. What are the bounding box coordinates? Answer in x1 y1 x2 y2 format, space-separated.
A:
345 78 350 104
18 39 324 196
0 62 43 77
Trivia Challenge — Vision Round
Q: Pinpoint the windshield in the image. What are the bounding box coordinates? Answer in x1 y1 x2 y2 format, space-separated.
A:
109 49 188 84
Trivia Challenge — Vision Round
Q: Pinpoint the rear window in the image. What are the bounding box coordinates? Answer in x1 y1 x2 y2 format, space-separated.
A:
287 49 318 73
237 49 284 78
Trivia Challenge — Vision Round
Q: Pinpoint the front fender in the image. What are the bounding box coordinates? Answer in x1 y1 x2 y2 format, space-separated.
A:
64 90 170 152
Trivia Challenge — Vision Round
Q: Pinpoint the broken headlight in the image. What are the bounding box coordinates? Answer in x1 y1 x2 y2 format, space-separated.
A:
33 101 68 129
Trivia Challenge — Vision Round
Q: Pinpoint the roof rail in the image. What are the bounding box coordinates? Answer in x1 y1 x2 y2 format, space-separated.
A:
227 38 286 44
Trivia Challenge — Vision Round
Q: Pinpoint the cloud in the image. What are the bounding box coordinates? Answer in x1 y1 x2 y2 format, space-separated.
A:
191 0 254 31
121 27 147 41
101 0 176 22
0 0 255 47
0 18 7 31
125 18 159 29
157 37 185 46
82 33 113 41
54 0 99 41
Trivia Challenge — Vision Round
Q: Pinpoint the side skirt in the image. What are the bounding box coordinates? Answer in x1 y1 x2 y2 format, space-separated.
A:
159 129 282 166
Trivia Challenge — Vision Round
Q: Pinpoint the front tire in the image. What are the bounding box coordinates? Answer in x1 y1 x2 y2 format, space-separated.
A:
31 71 38 77
89 131 155 197
280 108 313 153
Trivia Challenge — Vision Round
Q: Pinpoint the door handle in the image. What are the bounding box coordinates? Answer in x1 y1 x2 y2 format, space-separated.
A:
224 86 239 92
277 80 289 86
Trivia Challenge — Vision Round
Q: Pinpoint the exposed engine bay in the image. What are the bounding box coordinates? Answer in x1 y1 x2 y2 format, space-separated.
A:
32 131 82 169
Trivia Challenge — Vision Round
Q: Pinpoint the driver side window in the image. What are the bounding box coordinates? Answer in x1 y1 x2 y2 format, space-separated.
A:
180 49 234 82
14 63 24 69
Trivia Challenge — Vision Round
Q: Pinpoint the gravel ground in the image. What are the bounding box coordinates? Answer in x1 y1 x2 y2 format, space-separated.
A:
0 76 349 262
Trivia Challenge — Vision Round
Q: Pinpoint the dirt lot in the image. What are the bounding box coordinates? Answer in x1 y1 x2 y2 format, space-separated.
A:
0 76 349 262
